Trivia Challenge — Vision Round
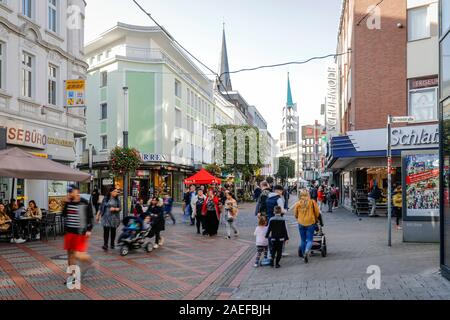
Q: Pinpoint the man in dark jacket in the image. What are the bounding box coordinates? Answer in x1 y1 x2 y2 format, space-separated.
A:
368 185 382 217
254 181 271 217
253 184 262 202
62 185 95 287
91 187 100 213
183 185 196 225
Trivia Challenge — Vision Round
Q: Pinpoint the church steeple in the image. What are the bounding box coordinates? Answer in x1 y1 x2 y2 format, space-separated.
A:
218 25 232 92
287 73 294 108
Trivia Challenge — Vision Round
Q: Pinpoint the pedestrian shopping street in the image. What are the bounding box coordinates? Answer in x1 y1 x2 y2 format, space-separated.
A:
1 199 449 301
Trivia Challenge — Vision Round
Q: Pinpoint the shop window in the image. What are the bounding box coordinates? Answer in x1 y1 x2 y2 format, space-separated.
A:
442 98 450 267
409 87 438 121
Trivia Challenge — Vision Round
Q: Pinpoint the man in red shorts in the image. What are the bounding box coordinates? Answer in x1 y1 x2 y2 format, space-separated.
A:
62 185 95 287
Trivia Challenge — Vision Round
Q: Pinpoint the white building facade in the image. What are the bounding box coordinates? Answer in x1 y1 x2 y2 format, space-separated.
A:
0 0 87 208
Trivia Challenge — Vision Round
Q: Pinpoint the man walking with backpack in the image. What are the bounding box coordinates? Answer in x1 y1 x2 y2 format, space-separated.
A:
255 181 271 218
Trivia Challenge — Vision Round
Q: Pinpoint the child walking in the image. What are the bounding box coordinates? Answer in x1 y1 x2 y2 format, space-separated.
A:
265 206 289 269
254 215 269 268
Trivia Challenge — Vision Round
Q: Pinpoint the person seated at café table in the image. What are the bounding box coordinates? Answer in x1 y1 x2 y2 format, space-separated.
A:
26 200 42 240
0 202 12 234
11 202 28 244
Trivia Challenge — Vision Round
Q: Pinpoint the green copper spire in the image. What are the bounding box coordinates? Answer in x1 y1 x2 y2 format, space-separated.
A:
287 73 294 108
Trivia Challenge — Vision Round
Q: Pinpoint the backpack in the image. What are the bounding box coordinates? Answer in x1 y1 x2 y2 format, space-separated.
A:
258 191 270 214
266 195 280 219
310 188 318 200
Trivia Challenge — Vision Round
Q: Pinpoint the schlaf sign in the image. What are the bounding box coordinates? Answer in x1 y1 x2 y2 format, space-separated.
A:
391 116 416 124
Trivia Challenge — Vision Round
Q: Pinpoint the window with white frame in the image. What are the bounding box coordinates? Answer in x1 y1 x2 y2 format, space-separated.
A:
175 79 182 98
100 103 107 120
186 88 190 106
22 0 32 18
48 64 57 105
100 71 107 87
0 42 3 90
100 135 107 150
408 6 430 41
409 86 438 121
48 0 57 33
175 108 182 128
21 52 33 98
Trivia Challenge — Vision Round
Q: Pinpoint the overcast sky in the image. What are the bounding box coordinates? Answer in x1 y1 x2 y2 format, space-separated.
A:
85 0 343 139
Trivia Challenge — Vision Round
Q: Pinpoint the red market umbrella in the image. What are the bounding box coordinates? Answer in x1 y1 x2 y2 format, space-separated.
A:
184 169 222 185
0 147 91 182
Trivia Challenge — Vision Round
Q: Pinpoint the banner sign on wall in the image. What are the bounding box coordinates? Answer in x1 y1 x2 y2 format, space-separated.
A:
326 66 340 138
65 80 86 107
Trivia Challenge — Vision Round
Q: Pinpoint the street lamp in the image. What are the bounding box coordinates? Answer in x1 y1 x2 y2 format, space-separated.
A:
123 87 129 217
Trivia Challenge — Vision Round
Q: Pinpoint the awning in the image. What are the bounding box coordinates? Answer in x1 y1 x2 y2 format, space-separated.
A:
184 169 221 185
0 147 91 182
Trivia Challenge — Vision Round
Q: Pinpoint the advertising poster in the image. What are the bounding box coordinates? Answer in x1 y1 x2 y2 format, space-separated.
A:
65 79 86 107
405 153 439 218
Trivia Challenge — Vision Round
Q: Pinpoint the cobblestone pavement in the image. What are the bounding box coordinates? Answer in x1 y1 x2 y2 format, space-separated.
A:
1 198 449 300
0 205 255 300
232 199 450 300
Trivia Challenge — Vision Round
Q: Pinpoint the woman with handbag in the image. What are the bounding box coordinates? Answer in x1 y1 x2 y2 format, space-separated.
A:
294 189 320 264
202 190 221 237
224 191 239 239
97 187 121 251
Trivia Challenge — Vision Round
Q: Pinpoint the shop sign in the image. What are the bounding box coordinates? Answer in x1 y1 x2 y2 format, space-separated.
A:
391 126 439 148
326 66 340 137
30 153 48 159
140 153 168 162
1 122 47 150
136 170 150 177
65 80 86 107
102 178 114 186
409 76 439 90
47 137 74 148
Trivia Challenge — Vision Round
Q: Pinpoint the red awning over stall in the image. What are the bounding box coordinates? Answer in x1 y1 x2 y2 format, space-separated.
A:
184 169 221 185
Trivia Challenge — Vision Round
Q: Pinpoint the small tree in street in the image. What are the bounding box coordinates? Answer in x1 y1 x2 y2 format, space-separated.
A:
275 157 295 185
204 164 222 178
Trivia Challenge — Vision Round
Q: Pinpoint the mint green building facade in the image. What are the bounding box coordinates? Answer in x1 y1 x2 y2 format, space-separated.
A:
82 23 217 201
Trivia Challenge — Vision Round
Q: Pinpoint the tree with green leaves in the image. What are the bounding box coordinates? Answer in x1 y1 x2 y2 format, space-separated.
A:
211 124 267 184
275 157 296 185
204 164 222 178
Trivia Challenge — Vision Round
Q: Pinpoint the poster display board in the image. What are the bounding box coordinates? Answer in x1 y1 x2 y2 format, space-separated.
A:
403 152 440 219
65 80 86 107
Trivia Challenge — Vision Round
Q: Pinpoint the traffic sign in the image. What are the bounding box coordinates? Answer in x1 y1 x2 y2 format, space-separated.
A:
391 116 416 123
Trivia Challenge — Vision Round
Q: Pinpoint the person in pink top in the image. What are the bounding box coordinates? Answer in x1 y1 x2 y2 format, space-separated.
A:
254 215 269 268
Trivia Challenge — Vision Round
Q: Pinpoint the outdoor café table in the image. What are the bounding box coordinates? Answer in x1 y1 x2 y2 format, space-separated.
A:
15 217 39 241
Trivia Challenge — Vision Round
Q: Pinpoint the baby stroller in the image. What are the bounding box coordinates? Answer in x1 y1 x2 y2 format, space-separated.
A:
118 216 154 256
311 224 327 258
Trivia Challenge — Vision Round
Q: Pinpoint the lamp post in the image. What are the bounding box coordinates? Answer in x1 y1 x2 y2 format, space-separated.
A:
89 144 93 193
387 115 393 247
123 87 129 217
386 115 415 247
